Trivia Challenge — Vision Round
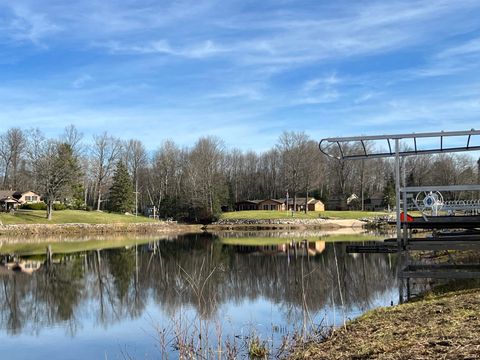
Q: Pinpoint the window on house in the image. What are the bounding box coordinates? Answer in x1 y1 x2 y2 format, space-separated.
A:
25 196 31 201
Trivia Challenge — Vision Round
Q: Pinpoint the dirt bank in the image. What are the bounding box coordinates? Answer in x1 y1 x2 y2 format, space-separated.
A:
289 286 480 359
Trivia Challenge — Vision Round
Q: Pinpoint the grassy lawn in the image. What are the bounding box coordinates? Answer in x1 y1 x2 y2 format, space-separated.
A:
221 210 389 220
0 209 156 225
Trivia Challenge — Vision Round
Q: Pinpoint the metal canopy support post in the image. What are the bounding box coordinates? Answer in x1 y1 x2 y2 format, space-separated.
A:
395 139 401 245
394 138 405 303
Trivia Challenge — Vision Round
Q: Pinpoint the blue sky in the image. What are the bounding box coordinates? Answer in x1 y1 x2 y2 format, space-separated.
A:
0 0 479 151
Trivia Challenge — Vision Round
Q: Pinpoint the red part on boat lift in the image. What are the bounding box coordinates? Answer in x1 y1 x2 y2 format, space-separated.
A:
400 212 414 222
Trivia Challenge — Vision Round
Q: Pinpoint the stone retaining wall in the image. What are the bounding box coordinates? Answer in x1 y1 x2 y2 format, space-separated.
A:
212 218 328 225
0 222 198 236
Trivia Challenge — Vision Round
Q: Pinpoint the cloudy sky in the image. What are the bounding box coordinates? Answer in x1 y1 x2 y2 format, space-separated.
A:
0 0 479 151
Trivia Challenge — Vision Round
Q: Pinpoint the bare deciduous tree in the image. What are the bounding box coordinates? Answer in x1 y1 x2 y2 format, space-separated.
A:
91 133 122 210
0 128 26 189
123 139 147 215
277 131 310 210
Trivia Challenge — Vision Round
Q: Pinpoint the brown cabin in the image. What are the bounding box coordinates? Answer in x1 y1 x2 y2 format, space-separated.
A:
235 197 324 212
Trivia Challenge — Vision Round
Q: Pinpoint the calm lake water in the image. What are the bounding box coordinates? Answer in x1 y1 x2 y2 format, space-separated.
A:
0 231 399 359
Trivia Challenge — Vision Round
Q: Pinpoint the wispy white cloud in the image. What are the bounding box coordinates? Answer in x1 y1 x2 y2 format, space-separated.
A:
292 91 340 105
4 3 60 44
353 92 379 104
100 39 226 58
206 86 264 101
72 74 94 89
302 74 340 93
436 38 480 59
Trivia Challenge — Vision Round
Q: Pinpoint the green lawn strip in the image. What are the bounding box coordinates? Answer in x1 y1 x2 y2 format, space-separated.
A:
0 236 157 256
0 209 155 224
220 234 384 246
290 287 480 359
221 210 389 220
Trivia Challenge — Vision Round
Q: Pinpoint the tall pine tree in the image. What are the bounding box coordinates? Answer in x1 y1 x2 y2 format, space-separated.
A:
382 173 396 210
108 161 134 213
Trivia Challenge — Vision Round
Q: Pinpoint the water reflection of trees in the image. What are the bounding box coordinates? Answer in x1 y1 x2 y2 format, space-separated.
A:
0 233 397 335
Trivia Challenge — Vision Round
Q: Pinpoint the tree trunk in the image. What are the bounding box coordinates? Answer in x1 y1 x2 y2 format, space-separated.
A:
361 160 365 211
97 188 102 211
46 200 53 220
84 182 88 208
2 165 9 188
304 189 308 214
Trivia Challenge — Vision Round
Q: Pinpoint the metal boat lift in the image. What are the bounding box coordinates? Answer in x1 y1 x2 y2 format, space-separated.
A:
319 129 480 282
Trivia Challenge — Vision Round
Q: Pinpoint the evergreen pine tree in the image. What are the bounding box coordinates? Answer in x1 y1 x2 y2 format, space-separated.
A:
108 161 135 213
382 174 396 210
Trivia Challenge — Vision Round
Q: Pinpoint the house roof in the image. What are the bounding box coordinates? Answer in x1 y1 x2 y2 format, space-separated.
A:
236 197 324 206
1 198 20 203
282 197 323 205
21 191 41 196
258 199 284 204
0 190 15 199
235 199 263 205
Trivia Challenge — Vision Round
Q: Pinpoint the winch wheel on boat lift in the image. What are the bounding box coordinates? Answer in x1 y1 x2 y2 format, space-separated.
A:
414 191 444 216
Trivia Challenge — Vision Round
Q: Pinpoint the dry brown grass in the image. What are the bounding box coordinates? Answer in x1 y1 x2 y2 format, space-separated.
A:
289 287 480 359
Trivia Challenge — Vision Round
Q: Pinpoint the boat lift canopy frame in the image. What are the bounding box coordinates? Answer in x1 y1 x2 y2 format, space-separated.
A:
319 129 480 160
318 129 480 241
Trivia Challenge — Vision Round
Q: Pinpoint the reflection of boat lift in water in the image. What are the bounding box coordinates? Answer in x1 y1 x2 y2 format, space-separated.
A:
319 129 480 301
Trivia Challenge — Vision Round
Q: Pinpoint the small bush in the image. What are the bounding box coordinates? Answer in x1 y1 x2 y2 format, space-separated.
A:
20 203 47 210
20 203 68 211
53 203 67 211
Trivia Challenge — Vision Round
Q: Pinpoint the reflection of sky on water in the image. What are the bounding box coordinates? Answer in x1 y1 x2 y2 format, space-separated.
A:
0 232 398 359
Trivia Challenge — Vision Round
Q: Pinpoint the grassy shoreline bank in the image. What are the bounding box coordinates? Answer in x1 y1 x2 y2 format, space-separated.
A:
221 210 389 220
289 247 480 359
289 284 480 359
0 209 390 235
0 209 157 224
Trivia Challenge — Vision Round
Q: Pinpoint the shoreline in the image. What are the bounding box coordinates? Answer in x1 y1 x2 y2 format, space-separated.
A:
289 285 480 359
0 218 369 237
0 221 203 237
207 218 367 230
288 248 480 359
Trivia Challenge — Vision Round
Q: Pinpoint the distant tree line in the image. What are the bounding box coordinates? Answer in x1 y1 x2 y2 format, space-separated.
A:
0 125 478 221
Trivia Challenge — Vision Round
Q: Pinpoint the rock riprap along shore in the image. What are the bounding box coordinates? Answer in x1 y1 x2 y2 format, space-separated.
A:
212 218 365 228
0 222 198 236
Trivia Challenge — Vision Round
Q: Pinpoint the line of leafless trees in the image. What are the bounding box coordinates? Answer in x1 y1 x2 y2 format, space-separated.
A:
0 125 478 221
